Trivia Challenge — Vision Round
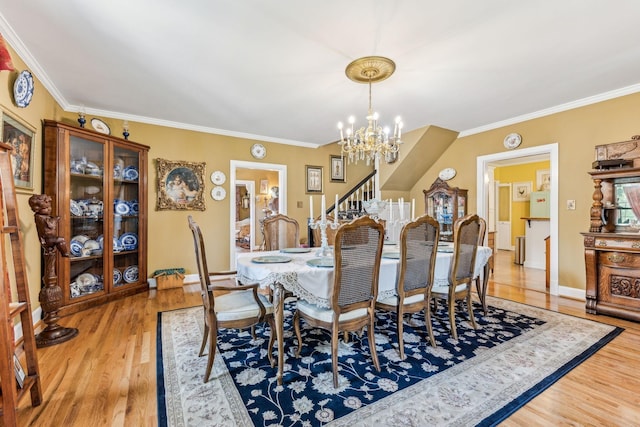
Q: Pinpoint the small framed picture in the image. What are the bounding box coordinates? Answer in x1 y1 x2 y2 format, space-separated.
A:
330 155 346 183
1 110 36 191
536 169 550 191
513 181 532 202
260 179 269 194
305 165 323 194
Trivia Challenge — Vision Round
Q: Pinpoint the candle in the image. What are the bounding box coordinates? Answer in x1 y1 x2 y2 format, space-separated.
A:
399 198 404 220
334 194 339 225
309 196 313 219
321 195 326 223
412 198 415 220
389 199 393 222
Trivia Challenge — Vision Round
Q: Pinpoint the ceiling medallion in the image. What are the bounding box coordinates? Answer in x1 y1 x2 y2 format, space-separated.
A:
337 56 403 165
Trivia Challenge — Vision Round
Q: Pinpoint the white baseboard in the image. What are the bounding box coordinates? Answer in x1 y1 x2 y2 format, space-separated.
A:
558 285 586 301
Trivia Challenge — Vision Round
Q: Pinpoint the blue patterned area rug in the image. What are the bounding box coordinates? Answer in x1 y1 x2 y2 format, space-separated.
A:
157 297 622 426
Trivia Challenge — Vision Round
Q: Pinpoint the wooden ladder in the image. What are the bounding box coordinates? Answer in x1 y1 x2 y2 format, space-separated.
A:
0 141 42 426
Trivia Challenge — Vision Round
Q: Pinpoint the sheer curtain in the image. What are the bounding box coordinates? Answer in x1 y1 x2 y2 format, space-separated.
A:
623 184 640 221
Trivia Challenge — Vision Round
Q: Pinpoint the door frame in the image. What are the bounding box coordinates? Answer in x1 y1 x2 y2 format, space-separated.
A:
476 143 558 295
230 160 287 269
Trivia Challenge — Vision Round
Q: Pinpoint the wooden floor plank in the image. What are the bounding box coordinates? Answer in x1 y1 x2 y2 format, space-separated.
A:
12 251 640 426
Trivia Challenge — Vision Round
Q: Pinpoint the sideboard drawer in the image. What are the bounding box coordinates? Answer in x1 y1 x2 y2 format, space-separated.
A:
598 251 640 268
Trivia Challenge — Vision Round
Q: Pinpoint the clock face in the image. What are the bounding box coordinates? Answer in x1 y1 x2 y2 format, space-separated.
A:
251 143 266 159
438 167 456 181
504 133 522 150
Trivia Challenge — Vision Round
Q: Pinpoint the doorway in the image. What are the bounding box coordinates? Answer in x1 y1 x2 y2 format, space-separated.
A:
476 143 558 295
496 183 512 250
229 160 287 269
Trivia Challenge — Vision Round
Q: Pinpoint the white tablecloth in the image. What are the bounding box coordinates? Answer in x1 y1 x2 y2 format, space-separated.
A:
236 246 492 308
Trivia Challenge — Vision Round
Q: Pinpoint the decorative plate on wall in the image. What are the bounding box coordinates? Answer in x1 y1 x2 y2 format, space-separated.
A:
211 186 226 201
13 70 34 108
251 143 266 159
438 167 457 181
211 170 226 185
503 133 522 150
91 118 111 135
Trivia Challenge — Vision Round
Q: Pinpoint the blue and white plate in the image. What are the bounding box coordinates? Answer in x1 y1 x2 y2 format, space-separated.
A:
70 200 84 216
119 232 138 250
123 166 139 181
13 70 34 108
113 237 123 252
113 268 122 285
114 201 130 215
128 200 139 215
70 239 84 257
123 265 139 283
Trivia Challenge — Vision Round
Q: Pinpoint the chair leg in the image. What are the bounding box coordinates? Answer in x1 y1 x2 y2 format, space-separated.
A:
448 298 458 340
424 301 436 348
199 323 209 357
204 326 217 383
396 309 405 360
266 317 276 367
368 314 380 373
466 292 478 330
331 324 340 388
293 311 303 358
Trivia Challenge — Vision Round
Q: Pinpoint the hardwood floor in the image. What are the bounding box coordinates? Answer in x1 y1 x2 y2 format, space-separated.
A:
11 253 640 426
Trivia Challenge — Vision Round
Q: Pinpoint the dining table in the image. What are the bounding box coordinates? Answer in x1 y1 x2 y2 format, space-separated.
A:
236 243 493 385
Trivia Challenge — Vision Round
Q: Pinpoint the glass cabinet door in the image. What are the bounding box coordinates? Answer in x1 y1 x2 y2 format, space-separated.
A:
69 135 106 299
112 145 141 288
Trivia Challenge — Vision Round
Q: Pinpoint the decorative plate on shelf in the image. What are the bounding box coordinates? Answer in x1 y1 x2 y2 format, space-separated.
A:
251 143 266 159
123 265 139 283
123 166 139 181
119 232 138 250
70 240 84 257
211 186 226 201
210 170 226 185
70 200 84 216
91 118 111 135
13 70 34 108
114 201 131 215
113 268 122 285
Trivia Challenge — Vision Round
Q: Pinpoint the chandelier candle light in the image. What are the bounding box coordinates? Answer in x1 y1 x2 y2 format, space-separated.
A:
309 194 339 257
338 56 403 165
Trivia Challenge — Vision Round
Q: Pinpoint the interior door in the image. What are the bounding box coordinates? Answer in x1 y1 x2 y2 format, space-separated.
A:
497 183 512 250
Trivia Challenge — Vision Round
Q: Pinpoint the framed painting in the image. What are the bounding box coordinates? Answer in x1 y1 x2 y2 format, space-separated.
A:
330 155 346 183
513 181 532 202
156 158 206 211
1 110 36 191
260 179 269 194
305 165 323 194
536 169 550 191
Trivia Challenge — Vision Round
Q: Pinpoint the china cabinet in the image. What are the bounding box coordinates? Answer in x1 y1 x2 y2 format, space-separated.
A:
583 135 640 322
423 178 467 241
43 120 149 316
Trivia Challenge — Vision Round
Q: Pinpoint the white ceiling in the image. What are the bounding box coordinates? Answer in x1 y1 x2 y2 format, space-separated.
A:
2 1 640 148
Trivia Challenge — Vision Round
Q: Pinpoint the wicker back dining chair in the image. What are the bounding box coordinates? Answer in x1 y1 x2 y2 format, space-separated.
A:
431 213 481 340
376 214 440 358
262 214 299 250
188 216 275 382
293 215 385 387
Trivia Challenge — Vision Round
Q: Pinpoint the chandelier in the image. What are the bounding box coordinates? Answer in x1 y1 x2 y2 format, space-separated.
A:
337 56 403 165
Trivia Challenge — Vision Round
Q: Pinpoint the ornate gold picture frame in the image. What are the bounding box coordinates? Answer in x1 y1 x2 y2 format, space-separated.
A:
1 109 36 191
156 158 206 211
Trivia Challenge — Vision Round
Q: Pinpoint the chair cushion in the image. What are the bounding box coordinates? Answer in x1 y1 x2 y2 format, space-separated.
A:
377 293 425 306
297 299 368 323
215 290 273 322
431 283 468 295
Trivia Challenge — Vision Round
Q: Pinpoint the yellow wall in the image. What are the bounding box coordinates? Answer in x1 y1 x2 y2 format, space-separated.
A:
495 161 550 246
407 92 640 290
5 39 640 309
